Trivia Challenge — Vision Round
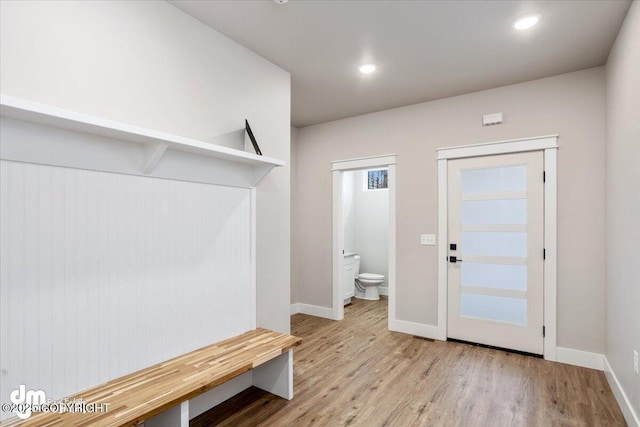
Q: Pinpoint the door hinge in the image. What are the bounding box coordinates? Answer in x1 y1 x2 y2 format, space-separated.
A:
543 326 546 337
543 171 546 183
543 248 546 260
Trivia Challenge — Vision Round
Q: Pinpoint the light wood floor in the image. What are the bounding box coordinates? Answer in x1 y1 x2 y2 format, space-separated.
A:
191 297 625 426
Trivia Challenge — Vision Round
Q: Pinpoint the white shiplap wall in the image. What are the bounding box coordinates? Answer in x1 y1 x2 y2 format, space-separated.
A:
0 160 252 417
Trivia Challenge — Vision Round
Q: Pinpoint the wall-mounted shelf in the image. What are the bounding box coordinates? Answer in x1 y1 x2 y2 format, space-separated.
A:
0 95 285 188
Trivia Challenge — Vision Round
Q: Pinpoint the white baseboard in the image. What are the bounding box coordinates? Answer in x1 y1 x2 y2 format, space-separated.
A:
556 347 604 371
290 303 336 320
290 303 300 315
379 286 388 296
604 357 640 427
388 318 445 341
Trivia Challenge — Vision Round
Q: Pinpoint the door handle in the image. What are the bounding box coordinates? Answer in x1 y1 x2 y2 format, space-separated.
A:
449 256 463 263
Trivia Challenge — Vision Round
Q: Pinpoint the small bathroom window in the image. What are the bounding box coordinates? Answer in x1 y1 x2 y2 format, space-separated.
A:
364 168 388 191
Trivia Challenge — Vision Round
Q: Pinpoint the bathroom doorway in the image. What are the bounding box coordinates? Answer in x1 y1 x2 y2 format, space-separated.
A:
332 154 397 325
342 167 389 304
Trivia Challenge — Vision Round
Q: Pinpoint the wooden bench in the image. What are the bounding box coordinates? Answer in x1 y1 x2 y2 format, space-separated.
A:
2 328 302 427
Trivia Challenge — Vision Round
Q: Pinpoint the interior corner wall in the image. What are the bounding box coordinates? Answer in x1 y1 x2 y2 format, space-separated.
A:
291 126 300 306
605 0 640 418
342 171 357 254
293 67 607 354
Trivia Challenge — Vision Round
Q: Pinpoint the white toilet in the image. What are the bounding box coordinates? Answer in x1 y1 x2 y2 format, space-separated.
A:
353 255 384 301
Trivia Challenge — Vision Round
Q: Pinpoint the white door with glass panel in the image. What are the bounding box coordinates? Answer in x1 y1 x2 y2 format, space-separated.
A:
447 152 544 354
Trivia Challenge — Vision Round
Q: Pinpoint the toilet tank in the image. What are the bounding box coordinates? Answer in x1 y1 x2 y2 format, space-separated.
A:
354 255 361 276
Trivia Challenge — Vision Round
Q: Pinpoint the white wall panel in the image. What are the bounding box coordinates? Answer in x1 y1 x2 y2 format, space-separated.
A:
0 160 252 418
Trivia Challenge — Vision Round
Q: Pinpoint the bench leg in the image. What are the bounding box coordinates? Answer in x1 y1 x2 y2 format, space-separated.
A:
180 401 189 426
144 401 189 427
253 349 294 400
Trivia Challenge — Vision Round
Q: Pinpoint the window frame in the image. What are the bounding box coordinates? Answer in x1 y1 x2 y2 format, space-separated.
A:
363 167 389 191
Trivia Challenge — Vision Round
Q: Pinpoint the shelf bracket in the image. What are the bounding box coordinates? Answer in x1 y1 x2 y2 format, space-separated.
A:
252 164 277 187
143 142 169 174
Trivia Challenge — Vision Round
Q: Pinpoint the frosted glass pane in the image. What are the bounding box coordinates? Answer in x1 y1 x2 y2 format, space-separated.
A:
462 199 527 224
461 294 526 325
463 232 527 257
462 263 527 291
462 166 526 193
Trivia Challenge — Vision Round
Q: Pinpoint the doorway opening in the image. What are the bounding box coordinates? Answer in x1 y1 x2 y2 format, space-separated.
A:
332 154 396 324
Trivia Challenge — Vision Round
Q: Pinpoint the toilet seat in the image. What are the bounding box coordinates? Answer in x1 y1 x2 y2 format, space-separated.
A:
357 273 384 281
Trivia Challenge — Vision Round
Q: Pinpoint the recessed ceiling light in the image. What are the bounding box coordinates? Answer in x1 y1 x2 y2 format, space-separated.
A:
273 0 288 4
513 14 541 30
358 64 377 74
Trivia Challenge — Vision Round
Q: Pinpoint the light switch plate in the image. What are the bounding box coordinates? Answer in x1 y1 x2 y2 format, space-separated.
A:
482 112 503 126
420 234 436 246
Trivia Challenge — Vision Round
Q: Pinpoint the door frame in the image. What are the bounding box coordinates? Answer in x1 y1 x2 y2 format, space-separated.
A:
332 154 397 323
437 135 558 361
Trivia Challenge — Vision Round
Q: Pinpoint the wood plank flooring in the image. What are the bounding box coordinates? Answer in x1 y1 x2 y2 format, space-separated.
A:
191 298 626 426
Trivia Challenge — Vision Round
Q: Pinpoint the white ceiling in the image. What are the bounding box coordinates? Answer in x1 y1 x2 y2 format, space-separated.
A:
170 0 631 127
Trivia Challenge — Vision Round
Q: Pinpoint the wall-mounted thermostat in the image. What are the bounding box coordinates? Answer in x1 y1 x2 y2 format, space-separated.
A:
483 112 503 126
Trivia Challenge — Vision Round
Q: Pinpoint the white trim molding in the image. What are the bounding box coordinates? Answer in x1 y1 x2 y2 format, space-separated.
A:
388 319 442 341
332 155 397 325
437 135 558 160
332 154 397 171
543 148 558 361
387 164 397 332
436 135 559 360
604 357 640 427
556 347 604 371
437 159 448 341
290 303 337 320
332 170 344 319
250 188 257 330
